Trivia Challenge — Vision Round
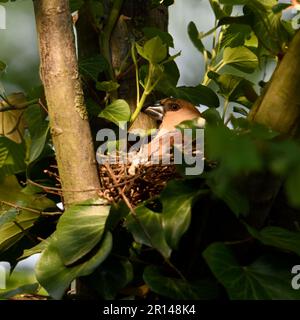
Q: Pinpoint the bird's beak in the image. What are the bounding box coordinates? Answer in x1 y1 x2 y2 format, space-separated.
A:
142 101 165 121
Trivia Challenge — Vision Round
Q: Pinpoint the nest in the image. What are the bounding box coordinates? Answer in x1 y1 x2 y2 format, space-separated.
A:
98 159 178 206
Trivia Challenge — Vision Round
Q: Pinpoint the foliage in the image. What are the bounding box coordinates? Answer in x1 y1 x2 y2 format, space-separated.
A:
0 0 300 301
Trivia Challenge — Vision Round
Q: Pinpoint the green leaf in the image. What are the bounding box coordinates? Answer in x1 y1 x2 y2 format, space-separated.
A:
143 27 174 48
223 46 258 73
161 180 200 249
188 22 205 54
221 24 252 48
53 198 110 266
0 137 26 178
136 37 168 64
170 85 220 108
246 225 300 256
219 0 248 4
0 283 39 300
35 232 112 299
143 265 218 300
126 205 171 258
20 237 51 260
209 0 232 19
0 176 55 252
285 165 300 208
79 55 109 81
98 99 131 128
272 3 290 14
96 81 120 92
233 106 248 116
86 257 133 299
24 105 49 163
0 208 18 226
69 0 84 12
0 61 6 72
208 72 257 108
203 242 300 299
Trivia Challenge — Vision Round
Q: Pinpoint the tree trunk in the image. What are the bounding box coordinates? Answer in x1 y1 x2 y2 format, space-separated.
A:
33 0 100 206
245 30 300 228
249 30 300 137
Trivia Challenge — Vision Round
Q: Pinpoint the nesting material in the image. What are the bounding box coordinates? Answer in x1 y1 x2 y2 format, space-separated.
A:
98 159 178 206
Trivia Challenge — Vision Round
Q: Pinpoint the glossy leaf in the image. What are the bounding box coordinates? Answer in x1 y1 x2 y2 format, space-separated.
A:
136 37 168 64
203 242 300 299
223 46 258 73
53 198 110 266
79 55 108 82
20 237 50 260
0 92 27 144
170 85 220 108
208 72 257 108
246 225 300 256
161 180 200 249
0 137 26 178
87 257 133 299
36 232 112 299
0 176 55 252
143 265 218 300
98 99 131 128
126 205 171 258
143 27 174 47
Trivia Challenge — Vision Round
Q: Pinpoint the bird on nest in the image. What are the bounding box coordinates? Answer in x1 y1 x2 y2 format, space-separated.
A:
128 97 205 174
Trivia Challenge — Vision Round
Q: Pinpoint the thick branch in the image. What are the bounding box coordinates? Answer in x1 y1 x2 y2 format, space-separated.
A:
33 0 100 205
249 30 300 137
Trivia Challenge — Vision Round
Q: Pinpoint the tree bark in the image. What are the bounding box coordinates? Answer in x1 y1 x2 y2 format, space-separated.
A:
249 30 300 137
245 30 300 228
33 0 100 206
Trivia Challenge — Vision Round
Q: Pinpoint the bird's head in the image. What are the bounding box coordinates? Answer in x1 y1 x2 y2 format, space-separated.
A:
142 98 201 131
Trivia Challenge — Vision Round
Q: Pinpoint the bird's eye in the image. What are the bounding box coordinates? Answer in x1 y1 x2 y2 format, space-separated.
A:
170 103 180 111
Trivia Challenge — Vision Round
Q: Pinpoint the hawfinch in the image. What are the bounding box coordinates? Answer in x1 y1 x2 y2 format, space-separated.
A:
129 98 204 170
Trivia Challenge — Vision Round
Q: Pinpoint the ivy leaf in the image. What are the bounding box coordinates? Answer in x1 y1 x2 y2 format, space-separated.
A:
0 176 55 252
35 232 112 299
143 27 174 48
98 99 131 128
86 257 133 299
96 81 120 92
0 61 6 72
0 137 26 179
208 72 257 108
126 205 171 258
161 180 201 249
246 225 300 256
79 55 108 82
69 0 84 12
0 93 27 144
52 198 111 266
24 105 49 164
169 85 220 108
143 265 219 300
136 37 167 64
203 242 300 299
223 46 258 73
221 24 252 48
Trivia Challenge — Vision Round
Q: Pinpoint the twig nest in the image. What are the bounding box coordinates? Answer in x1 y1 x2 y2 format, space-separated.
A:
98 156 178 206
